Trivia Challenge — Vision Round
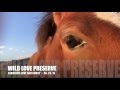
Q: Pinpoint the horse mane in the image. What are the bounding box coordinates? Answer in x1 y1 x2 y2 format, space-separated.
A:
36 12 56 49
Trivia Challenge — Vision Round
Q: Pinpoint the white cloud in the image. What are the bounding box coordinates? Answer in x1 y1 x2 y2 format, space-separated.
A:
0 51 3 54
0 46 5 49
16 55 26 60
9 48 13 50
22 50 25 53
15 49 19 51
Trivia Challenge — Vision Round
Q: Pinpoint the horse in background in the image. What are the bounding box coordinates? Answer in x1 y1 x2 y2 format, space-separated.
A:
28 12 120 77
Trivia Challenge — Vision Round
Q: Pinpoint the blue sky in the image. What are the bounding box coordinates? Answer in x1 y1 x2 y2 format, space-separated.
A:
0 12 44 61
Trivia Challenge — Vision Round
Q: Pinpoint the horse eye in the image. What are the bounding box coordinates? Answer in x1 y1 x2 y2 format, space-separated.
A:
64 35 86 49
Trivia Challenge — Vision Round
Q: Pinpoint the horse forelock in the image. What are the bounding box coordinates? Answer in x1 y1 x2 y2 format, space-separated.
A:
36 12 56 49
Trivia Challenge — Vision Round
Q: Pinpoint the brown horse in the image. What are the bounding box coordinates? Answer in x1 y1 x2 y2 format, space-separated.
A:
27 12 120 78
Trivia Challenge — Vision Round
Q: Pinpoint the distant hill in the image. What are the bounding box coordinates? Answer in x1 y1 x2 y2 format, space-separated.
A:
0 58 30 78
0 57 29 67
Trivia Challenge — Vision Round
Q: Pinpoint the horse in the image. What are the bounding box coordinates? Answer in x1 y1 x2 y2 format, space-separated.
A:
27 12 120 78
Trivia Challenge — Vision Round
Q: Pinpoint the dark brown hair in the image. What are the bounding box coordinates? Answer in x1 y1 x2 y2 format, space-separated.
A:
36 12 56 49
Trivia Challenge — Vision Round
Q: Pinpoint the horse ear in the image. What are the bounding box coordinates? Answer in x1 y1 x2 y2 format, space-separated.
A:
53 12 63 25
